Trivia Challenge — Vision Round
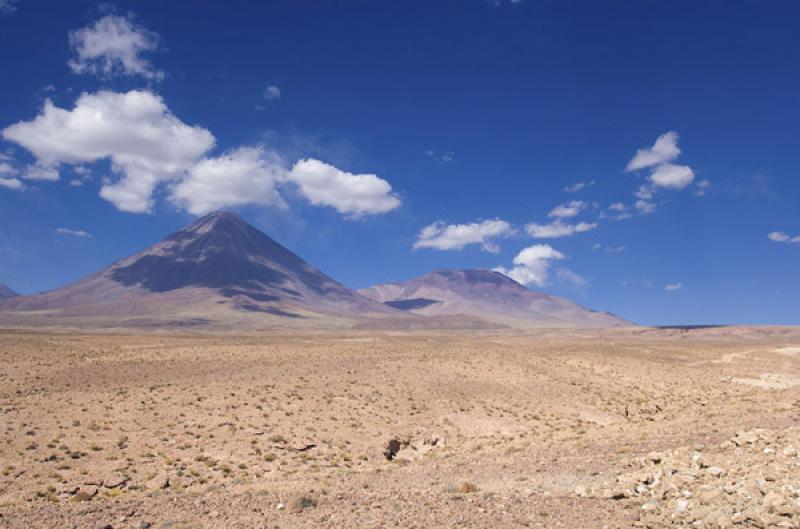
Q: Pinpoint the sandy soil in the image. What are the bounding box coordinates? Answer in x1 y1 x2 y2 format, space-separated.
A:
1 327 799 528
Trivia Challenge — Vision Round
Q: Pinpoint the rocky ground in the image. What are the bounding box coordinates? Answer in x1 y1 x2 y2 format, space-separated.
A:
0 327 799 528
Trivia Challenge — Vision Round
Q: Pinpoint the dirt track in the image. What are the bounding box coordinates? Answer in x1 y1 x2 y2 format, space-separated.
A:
1 327 799 528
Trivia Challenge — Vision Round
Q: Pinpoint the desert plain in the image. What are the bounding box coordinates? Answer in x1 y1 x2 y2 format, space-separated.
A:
1 326 800 529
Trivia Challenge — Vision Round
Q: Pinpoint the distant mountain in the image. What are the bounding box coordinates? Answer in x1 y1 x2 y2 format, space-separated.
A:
359 269 630 328
0 283 17 299
0 211 393 328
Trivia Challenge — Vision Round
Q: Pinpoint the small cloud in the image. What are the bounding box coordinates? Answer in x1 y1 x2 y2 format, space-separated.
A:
425 150 455 163
693 179 711 196
68 14 163 80
626 131 681 172
600 202 632 221
414 218 513 252
525 220 597 238
556 267 587 287
563 180 594 193
56 227 94 238
494 244 565 287
592 243 625 253
549 200 586 219
649 163 694 190
24 163 59 181
768 231 800 244
635 200 656 214
626 131 695 212
288 158 401 218
263 85 281 101
0 0 18 13
0 177 24 190
665 283 682 291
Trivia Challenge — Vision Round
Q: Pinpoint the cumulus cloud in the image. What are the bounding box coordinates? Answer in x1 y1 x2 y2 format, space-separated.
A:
624 131 699 213
665 283 683 291
649 163 695 190
3 90 402 218
768 231 800 244
69 15 163 80
525 220 597 238
2 90 215 212
626 131 681 171
170 147 287 215
288 158 401 217
494 244 565 286
549 200 585 219
56 227 93 238
414 219 513 252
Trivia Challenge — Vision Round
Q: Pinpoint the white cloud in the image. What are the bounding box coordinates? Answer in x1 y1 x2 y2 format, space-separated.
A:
665 283 682 291
549 200 585 218
557 268 587 286
3 90 403 219
635 200 656 214
170 147 287 215
263 85 281 101
563 180 595 193
768 231 800 244
24 163 59 181
693 179 711 196
56 227 93 238
635 185 654 200
601 202 632 221
287 158 401 217
425 150 455 163
0 161 15 175
0 177 24 190
593 243 625 253
649 163 694 190
494 244 565 287
414 219 512 252
68 15 163 80
2 90 215 212
0 0 17 13
626 131 681 171
525 220 597 238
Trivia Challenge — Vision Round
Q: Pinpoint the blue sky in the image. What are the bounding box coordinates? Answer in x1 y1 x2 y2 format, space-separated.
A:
1 0 799 325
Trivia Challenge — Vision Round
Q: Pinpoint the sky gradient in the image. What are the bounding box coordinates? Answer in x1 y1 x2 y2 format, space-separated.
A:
1 0 799 325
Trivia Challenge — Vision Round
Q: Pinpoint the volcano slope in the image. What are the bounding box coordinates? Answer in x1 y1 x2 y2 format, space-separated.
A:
1 326 800 528
0 211 396 330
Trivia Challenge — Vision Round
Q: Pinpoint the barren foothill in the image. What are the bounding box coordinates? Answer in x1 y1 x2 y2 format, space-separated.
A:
1 326 799 528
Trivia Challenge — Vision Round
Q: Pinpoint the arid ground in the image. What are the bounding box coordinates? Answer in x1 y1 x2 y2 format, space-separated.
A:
1 327 799 528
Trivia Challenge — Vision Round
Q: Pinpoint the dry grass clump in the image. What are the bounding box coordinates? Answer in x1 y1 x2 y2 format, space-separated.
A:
286 494 316 513
453 481 479 494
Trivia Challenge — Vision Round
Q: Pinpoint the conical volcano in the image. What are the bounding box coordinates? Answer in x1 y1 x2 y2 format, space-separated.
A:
0 211 392 327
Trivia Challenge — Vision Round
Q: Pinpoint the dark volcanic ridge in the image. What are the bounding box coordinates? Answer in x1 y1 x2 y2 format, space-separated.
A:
0 283 17 299
358 269 630 328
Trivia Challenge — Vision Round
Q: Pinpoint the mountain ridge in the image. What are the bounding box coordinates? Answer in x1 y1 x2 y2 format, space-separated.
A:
358 268 630 328
0 283 17 299
0 211 394 327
